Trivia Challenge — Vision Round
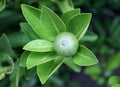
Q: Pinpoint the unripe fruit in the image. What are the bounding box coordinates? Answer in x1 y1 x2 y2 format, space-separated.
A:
54 32 79 57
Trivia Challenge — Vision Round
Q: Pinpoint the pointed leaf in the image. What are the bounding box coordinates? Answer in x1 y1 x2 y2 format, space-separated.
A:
23 39 54 52
68 13 92 40
64 57 81 72
73 45 98 66
37 56 64 84
26 52 57 69
21 4 42 38
20 51 30 67
20 23 39 40
40 6 66 41
61 9 80 26
0 34 16 57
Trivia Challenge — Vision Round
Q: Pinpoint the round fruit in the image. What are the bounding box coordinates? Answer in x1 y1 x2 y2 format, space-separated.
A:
54 32 79 57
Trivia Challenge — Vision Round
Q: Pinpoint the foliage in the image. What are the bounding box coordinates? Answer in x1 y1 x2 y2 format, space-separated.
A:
21 4 97 84
0 0 120 87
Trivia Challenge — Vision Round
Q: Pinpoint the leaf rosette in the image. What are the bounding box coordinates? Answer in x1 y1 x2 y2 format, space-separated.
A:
21 4 98 84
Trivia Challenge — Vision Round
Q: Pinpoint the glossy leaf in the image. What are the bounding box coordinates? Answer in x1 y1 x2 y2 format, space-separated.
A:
61 9 80 26
23 39 54 52
21 4 42 38
26 52 57 69
20 23 39 40
20 51 30 67
68 13 92 40
0 0 6 11
73 45 98 66
40 6 66 41
37 56 64 84
64 57 81 72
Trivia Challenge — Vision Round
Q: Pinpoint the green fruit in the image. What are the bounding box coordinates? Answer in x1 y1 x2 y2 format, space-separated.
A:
54 32 79 57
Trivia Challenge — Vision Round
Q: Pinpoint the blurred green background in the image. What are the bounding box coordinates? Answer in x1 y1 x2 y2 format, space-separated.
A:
0 0 120 87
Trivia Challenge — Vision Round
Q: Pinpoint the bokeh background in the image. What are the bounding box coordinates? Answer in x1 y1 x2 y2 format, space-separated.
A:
0 0 120 87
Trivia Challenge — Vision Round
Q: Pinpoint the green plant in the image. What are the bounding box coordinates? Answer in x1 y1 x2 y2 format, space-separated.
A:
0 0 120 87
108 76 120 87
20 4 98 84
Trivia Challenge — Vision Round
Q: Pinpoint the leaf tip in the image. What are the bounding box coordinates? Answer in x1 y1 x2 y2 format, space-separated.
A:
95 58 98 64
21 4 26 9
26 61 32 69
37 68 47 85
23 46 26 50
41 80 46 85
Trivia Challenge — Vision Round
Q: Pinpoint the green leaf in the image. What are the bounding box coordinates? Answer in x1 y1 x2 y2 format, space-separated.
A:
112 84 120 87
21 4 42 38
110 17 120 32
37 56 64 84
61 9 80 26
20 22 39 40
10 66 25 87
72 0 86 6
84 65 101 75
68 13 92 40
0 0 6 11
73 45 98 66
25 67 36 80
84 65 101 80
23 39 54 52
26 52 57 69
8 32 30 47
81 32 98 42
20 51 30 67
106 52 120 71
40 6 66 41
0 10 22 29
64 57 81 72
109 76 120 85
53 0 74 13
0 34 16 57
